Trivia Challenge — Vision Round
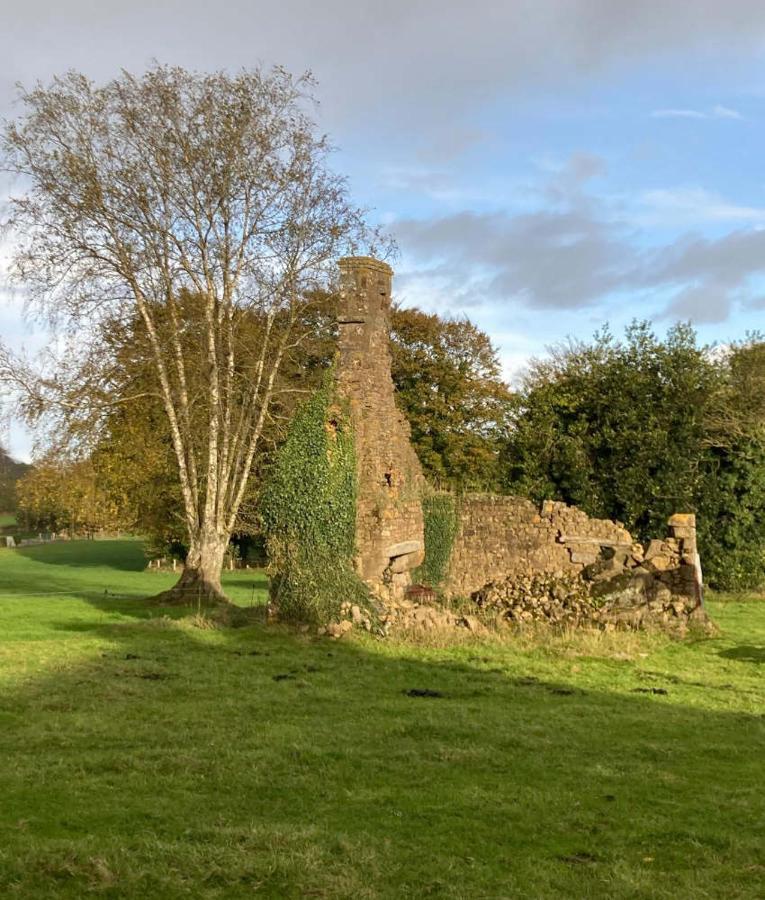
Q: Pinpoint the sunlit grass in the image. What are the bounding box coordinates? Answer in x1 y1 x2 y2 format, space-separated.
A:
0 540 763 897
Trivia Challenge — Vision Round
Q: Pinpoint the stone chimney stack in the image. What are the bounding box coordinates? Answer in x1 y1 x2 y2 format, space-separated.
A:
335 257 424 598
337 256 393 329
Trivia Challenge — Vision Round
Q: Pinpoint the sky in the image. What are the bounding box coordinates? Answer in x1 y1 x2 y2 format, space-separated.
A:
3 0 765 460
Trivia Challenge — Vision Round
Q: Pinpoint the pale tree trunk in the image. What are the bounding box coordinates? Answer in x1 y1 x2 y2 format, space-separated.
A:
155 527 230 605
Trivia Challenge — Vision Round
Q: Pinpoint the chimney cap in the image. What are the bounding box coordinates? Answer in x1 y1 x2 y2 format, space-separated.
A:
338 256 393 276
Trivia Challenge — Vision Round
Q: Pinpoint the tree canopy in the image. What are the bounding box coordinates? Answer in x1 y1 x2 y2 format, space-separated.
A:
0 445 30 514
390 306 512 491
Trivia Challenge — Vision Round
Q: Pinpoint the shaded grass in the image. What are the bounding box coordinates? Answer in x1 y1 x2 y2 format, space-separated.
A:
0 541 763 897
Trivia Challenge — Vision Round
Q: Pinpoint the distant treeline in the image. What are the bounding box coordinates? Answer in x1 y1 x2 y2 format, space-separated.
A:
0 445 30 514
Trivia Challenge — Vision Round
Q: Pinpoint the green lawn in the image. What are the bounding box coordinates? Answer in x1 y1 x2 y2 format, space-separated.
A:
0 541 763 898
0 512 17 528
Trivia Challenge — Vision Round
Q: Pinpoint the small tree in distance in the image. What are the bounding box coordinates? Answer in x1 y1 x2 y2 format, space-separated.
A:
1 65 376 601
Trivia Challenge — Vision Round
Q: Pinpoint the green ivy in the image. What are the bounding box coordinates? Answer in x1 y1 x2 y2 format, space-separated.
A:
259 373 369 624
415 493 459 588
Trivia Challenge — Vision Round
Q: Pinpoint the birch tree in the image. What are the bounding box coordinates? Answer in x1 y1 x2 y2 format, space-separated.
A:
1 65 373 601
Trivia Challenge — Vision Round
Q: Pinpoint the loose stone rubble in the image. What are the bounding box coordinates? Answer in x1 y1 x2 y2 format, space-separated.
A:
322 598 481 639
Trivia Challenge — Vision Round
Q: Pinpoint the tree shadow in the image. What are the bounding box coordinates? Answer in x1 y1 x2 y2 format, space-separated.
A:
718 645 765 664
13 539 148 571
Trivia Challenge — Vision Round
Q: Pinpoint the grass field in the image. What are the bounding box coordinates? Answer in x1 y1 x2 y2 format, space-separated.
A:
0 540 763 898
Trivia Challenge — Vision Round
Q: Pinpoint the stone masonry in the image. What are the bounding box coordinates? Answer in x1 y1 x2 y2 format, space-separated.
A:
335 257 425 599
443 495 634 597
472 512 707 633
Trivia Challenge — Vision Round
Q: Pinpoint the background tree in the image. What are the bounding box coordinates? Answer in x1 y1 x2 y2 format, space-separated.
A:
16 454 122 536
0 444 30 515
390 307 512 490
1 65 373 601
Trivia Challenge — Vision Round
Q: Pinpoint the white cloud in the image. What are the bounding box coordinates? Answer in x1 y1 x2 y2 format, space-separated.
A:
712 104 743 119
393 157 765 324
637 187 765 226
650 105 744 120
1 2 764 141
651 108 707 119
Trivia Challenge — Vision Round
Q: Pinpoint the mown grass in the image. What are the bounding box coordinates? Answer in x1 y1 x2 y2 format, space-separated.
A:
0 540 763 898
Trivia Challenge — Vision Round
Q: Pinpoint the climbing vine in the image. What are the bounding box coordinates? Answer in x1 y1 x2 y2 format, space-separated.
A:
415 492 459 589
259 373 368 623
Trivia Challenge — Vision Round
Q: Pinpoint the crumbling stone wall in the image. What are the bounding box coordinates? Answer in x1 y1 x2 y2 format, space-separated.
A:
472 513 707 633
335 257 425 598
443 495 634 598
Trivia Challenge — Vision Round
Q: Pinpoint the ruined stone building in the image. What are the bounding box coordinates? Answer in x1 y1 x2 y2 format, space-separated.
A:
334 257 706 630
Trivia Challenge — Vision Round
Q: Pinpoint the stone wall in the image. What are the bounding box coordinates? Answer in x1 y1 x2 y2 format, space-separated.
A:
335 257 425 598
443 495 634 598
471 513 707 633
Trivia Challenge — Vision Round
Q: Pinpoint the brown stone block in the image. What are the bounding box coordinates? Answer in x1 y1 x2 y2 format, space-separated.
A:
668 513 696 528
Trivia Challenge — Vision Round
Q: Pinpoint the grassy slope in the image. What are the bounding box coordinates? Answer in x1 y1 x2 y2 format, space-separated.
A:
0 541 763 899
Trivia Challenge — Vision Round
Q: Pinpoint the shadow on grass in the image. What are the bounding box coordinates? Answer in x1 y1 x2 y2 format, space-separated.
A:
718 644 765 664
14 539 148 571
0 592 764 899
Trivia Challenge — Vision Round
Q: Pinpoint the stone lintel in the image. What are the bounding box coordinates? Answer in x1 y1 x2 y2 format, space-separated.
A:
557 535 633 547
388 550 425 574
385 540 422 559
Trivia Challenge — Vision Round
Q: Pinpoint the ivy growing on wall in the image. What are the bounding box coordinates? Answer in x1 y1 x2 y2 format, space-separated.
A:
259 373 369 624
415 493 459 589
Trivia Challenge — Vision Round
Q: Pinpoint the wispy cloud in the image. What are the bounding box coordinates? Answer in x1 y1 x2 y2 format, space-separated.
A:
651 105 744 120
651 108 706 119
637 187 765 226
712 104 743 119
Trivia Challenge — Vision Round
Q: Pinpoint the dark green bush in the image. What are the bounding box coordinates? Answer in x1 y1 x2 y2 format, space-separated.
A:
696 437 765 591
503 323 765 592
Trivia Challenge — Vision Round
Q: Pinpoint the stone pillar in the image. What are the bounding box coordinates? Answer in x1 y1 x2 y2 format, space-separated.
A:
667 513 704 606
336 257 425 599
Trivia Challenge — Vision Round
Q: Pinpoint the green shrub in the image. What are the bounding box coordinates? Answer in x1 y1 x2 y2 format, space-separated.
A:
415 493 459 588
696 437 765 591
259 374 369 624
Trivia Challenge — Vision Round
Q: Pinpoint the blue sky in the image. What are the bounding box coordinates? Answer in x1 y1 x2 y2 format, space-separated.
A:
3 1 765 459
